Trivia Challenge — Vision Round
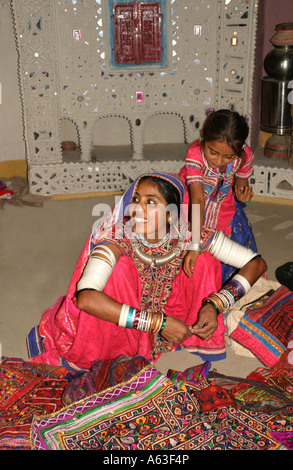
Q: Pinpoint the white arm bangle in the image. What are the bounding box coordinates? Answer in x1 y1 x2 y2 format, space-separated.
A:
207 230 258 268
91 244 117 268
77 256 113 292
118 304 130 327
233 274 251 294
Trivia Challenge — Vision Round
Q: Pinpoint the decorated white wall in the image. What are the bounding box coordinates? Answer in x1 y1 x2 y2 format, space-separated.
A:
11 0 259 195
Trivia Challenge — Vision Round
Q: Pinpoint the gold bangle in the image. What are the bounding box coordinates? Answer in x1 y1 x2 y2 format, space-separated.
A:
152 312 161 333
212 293 226 311
154 312 163 333
151 313 158 333
203 294 224 314
159 313 167 334
146 312 153 333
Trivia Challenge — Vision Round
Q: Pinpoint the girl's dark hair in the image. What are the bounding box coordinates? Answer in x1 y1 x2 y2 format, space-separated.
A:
200 109 249 156
138 176 181 214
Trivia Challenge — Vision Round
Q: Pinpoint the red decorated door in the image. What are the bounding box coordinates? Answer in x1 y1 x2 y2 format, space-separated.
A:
113 1 162 65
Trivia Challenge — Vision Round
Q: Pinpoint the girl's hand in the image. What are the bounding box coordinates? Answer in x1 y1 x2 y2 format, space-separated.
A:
191 303 218 340
160 315 193 344
183 250 200 278
234 184 254 203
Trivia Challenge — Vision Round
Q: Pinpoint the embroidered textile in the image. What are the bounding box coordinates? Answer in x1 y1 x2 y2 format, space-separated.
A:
270 431 293 450
220 365 293 413
62 355 149 406
31 364 293 451
105 226 185 318
0 358 68 450
166 361 211 389
230 286 293 366
232 374 293 412
196 383 236 412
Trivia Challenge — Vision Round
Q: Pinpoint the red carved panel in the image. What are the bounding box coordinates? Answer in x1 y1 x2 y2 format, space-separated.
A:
113 1 162 65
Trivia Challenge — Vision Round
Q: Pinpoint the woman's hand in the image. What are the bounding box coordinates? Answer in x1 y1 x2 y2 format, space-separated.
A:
191 303 218 340
183 250 200 278
160 315 193 344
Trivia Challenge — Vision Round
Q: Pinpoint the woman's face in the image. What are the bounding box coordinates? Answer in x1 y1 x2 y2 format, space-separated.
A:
129 179 169 243
203 140 237 170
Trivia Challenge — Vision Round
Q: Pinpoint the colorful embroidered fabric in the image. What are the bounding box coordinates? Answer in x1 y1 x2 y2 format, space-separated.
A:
0 358 68 450
227 367 293 413
62 355 149 406
270 431 293 450
166 361 211 390
195 383 236 412
107 229 185 317
31 363 293 450
230 286 293 366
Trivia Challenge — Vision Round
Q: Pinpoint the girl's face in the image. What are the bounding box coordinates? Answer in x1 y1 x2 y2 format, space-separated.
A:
203 140 237 170
129 179 169 243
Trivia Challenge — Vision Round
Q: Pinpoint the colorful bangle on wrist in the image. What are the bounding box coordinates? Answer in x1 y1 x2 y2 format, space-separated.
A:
159 313 167 334
203 298 220 315
118 304 167 334
202 274 252 316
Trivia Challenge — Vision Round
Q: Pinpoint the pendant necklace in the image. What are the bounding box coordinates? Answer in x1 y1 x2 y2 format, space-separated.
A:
131 235 184 267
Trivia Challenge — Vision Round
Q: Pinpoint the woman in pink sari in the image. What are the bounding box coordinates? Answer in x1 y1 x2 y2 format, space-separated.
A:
27 172 267 370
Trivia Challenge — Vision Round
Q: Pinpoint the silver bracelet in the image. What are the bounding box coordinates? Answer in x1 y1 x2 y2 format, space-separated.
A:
189 242 202 252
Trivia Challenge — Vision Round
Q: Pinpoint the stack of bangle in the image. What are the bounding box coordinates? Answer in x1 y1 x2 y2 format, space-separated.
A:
118 304 167 334
203 293 227 315
202 274 251 315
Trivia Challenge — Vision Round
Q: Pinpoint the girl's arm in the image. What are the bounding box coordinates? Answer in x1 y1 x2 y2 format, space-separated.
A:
189 182 205 243
183 183 205 278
